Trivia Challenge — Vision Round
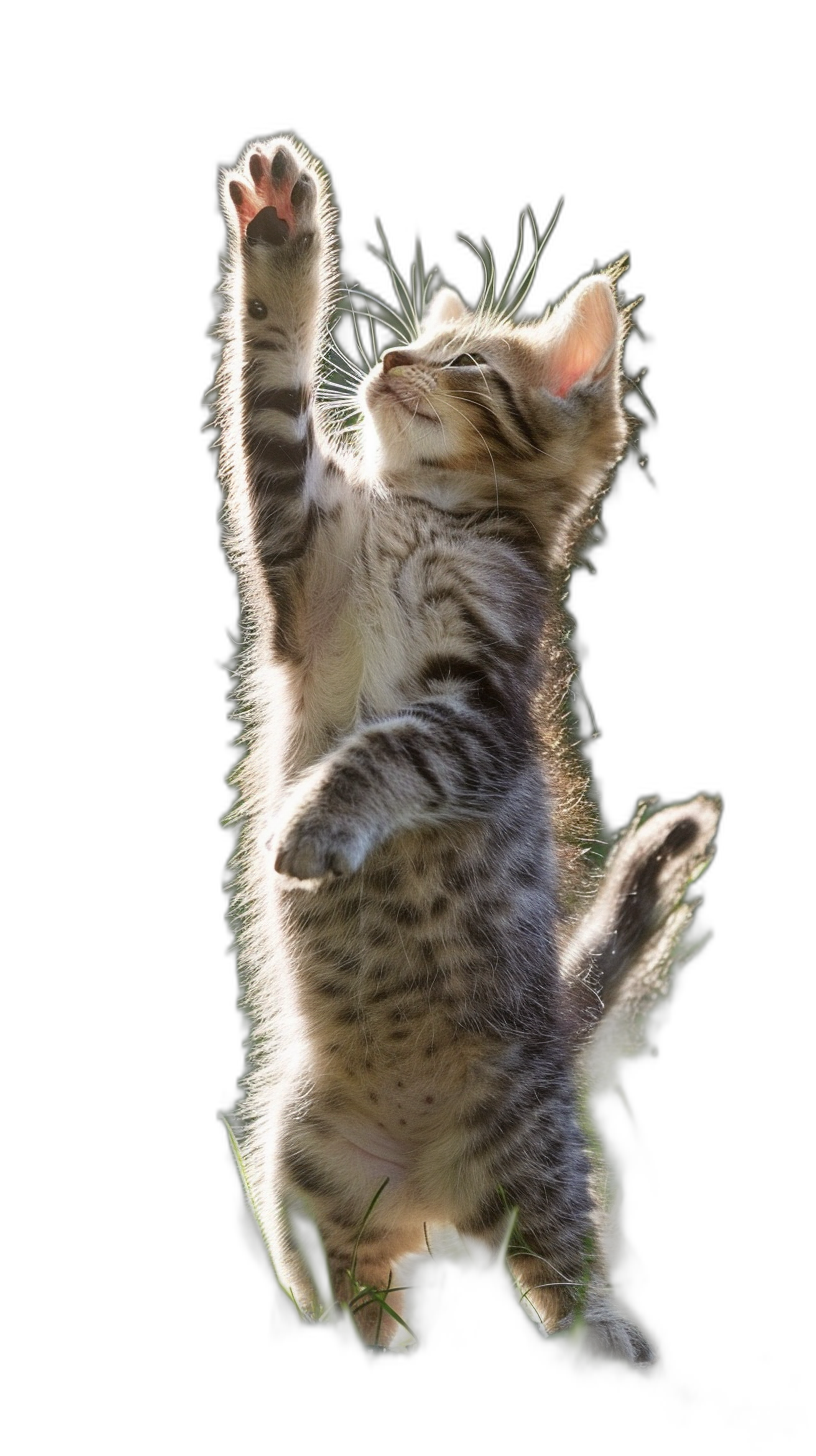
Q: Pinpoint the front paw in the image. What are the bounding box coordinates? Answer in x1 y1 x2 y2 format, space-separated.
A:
273 811 371 883
228 140 319 248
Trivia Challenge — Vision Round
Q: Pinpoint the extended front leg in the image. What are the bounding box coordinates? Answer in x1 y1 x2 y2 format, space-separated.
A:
223 139 335 655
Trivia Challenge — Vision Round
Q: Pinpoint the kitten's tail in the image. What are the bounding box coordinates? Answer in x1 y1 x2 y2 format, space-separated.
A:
563 794 722 1031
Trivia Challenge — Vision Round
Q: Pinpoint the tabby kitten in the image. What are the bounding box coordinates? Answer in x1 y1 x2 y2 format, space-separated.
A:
214 135 719 1359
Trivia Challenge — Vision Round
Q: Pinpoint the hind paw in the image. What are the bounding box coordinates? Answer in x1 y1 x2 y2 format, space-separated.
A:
584 1307 655 1365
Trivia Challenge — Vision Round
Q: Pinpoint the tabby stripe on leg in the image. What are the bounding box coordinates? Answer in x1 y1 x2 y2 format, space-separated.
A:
250 386 311 414
246 428 311 476
396 736 448 804
418 655 528 725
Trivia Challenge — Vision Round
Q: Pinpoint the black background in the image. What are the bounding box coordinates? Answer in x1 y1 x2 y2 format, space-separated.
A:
169 105 751 1432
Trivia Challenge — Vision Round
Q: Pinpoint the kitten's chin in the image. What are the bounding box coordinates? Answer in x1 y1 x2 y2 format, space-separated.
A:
360 395 440 477
364 372 437 424
362 376 491 489
360 432 498 511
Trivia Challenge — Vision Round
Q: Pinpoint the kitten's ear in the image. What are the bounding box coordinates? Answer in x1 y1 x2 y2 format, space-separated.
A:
424 287 468 329
536 275 621 398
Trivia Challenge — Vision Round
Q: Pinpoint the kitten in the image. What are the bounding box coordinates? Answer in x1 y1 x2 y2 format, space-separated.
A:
214 135 719 1358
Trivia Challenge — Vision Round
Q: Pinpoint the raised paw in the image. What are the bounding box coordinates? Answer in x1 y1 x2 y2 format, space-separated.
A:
228 141 318 247
272 810 372 883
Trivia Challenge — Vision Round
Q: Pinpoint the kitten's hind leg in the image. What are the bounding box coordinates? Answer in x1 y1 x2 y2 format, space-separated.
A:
518 1257 658 1368
465 1204 653 1363
271 1200 423 1348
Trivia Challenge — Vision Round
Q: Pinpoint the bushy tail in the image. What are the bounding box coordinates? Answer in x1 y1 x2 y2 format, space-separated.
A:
563 794 722 1032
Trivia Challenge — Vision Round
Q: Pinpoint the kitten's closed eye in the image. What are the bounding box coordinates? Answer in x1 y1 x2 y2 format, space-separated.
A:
445 353 487 368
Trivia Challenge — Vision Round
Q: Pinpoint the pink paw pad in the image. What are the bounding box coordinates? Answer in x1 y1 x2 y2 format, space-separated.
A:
228 145 315 246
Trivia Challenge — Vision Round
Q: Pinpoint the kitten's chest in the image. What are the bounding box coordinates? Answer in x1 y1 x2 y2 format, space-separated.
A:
291 597 363 761
297 550 434 734
354 523 488 711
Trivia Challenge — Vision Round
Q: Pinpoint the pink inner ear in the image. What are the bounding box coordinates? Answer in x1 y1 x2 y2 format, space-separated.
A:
542 277 619 397
551 360 593 398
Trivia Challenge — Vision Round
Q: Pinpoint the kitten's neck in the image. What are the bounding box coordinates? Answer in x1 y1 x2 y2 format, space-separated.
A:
375 464 510 515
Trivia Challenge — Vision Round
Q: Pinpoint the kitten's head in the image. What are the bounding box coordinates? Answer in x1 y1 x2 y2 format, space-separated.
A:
361 271 630 566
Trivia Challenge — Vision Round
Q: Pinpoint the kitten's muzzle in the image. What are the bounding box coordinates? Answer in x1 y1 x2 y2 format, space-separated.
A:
381 349 417 375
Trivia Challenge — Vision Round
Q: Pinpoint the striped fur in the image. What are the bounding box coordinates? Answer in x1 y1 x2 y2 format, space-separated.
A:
214 137 719 1359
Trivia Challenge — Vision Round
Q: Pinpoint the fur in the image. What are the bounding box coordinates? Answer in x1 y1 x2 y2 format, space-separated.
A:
213 135 720 1358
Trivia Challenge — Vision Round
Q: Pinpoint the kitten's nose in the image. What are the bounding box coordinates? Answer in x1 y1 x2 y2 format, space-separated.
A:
381 349 415 375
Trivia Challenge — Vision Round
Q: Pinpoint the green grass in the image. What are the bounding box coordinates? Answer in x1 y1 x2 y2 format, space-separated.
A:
222 1112 600 1362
